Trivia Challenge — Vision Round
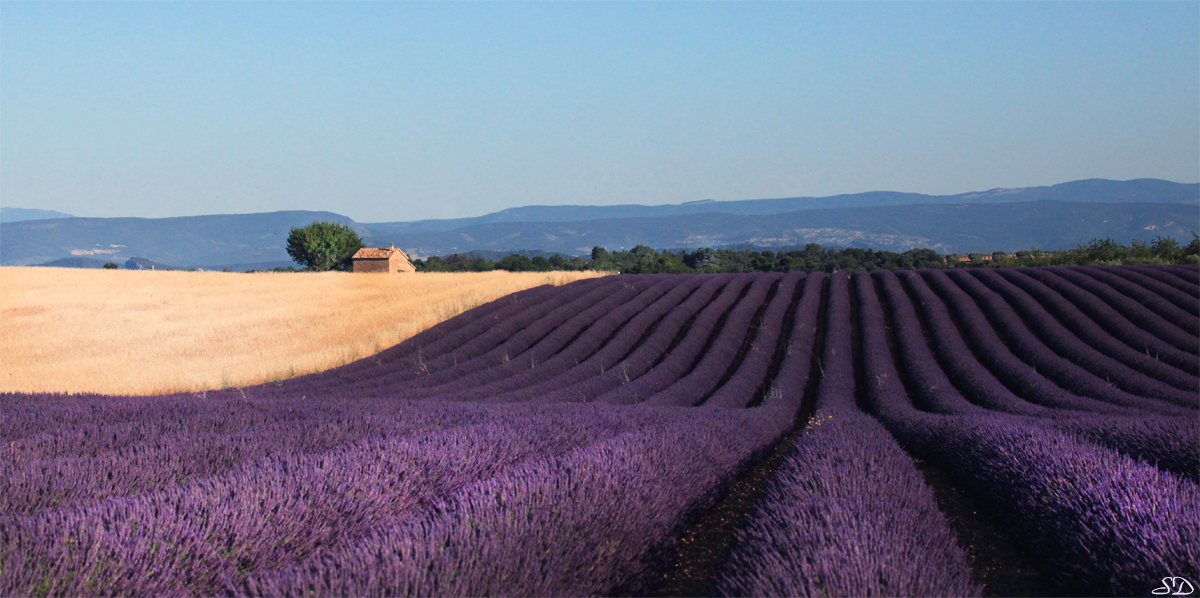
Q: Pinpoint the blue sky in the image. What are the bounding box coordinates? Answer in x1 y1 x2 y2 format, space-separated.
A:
2 2 1197 222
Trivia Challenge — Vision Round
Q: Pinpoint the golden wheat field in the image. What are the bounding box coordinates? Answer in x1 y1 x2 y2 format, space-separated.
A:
0 267 603 396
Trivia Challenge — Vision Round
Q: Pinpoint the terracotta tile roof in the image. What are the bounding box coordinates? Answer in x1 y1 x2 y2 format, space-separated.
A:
353 247 402 259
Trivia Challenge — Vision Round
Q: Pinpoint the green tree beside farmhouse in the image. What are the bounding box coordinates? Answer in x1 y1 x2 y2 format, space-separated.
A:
286 221 364 271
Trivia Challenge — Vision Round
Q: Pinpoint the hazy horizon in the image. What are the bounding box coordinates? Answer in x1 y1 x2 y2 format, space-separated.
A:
4 176 1200 225
3 2 1197 222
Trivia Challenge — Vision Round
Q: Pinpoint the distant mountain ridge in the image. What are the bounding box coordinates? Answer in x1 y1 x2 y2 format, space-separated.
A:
0 207 75 223
365 178 1199 234
2 179 1196 267
2 211 356 267
367 201 1198 257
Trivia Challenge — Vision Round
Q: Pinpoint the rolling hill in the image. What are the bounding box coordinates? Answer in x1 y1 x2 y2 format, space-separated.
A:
366 201 1199 257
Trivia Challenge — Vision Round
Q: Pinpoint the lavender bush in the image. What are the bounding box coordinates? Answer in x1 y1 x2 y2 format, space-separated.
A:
716 272 978 597
858 272 1200 597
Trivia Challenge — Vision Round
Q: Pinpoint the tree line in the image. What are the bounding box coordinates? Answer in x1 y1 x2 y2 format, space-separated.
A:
417 234 1199 274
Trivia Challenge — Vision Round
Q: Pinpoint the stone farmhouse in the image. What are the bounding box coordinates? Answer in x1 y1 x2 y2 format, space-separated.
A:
351 245 417 273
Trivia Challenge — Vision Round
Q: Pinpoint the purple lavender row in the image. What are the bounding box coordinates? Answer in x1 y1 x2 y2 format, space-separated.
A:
379 276 665 397
927 270 1184 415
716 413 979 598
577 274 755 405
1162 266 1200 293
704 271 806 409
395 276 661 390
3 384 572 463
811 271 854 412
876 270 1199 481
912 270 1142 415
714 271 978 597
2 396 604 514
759 272 826 412
874 270 993 416
1098 265 1200 320
1074 266 1200 336
741 275 824 418
277 277 644 401
478 275 730 404
0 392 220 450
0 392 183 443
414 275 710 403
945 269 1191 414
276 277 615 397
0 403 693 596
1159 265 1200 291
857 272 1200 597
290 278 591 390
1020 267 1200 371
1000 268 1199 389
0 389 291 446
622 273 775 406
1050 414 1199 483
895 269 1199 480
190 282 603 406
971 269 1198 403
406 276 644 379
1046 266 1199 355
645 273 785 407
403 276 608 363
0 388 489 461
888 270 1054 416
902 268 1191 420
311 276 638 395
1165 264 1200 285
312 281 565 379
1125 264 1200 297
877 411 1200 597
3 410 443 514
238 403 801 598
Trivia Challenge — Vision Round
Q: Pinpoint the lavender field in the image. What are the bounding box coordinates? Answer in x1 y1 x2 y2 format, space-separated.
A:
2 265 1197 597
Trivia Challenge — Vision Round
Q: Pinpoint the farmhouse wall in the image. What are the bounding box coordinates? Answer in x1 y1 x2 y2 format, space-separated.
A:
392 252 417 273
354 258 393 273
